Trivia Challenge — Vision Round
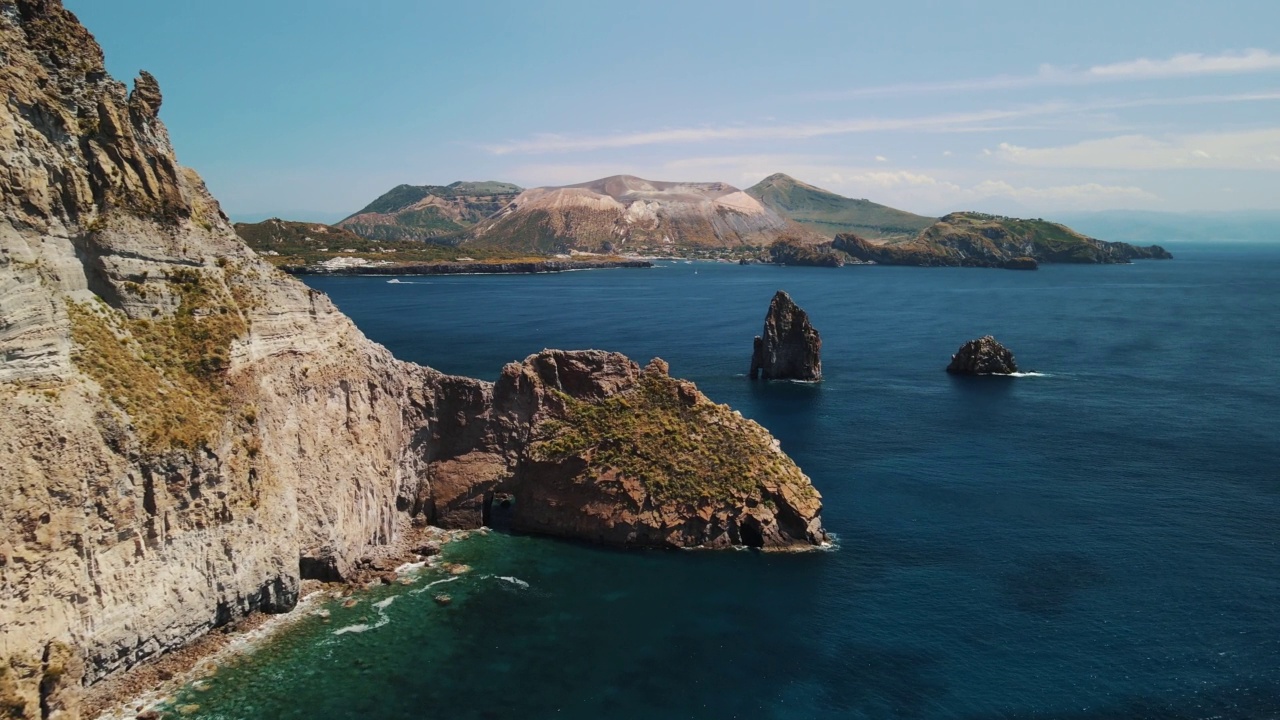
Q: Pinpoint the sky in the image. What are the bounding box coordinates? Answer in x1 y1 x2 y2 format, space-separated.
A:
67 0 1280 222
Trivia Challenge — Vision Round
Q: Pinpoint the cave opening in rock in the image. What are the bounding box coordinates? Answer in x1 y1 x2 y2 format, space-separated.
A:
740 520 765 549
485 491 516 532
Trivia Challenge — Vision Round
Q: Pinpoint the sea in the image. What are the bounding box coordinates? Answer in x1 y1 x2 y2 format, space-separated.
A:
170 244 1280 719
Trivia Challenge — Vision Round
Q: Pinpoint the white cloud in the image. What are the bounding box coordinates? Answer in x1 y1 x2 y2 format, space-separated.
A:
485 92 1280 156
483 107 1056 155
1087 49 1280 79
994 128 1280 170
809 49 1280 99
874 155 888 162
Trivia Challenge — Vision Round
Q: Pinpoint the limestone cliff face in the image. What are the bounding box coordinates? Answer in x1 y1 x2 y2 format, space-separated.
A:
0 4 826 717
750 291 822 382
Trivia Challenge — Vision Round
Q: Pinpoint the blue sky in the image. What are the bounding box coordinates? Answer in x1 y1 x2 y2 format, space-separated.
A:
67 0 1280 221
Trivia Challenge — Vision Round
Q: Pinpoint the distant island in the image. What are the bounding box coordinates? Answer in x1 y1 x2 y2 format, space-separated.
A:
261 174 1173 270
833 212 1172 267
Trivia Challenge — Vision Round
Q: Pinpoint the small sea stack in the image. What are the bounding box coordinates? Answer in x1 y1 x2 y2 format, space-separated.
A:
750 291 822 381
946 336 1018 375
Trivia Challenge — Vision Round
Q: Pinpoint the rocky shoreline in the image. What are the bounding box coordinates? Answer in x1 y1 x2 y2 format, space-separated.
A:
282 259 653 275
86 526 478 719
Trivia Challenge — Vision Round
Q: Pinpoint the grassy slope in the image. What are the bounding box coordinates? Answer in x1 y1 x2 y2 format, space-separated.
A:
337 181 523 242
747 173 936 239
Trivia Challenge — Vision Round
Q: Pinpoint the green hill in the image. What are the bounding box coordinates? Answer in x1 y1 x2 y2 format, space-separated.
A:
746 173 936 239
338 181 523 242
833 212 1173 267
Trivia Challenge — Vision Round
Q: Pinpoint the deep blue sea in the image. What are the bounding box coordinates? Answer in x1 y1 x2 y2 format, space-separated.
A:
177 245 1280 719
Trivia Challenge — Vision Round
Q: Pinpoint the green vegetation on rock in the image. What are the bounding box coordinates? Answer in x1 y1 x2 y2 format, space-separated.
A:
531 370 799 504
337 181 523 242
835 211 1173 266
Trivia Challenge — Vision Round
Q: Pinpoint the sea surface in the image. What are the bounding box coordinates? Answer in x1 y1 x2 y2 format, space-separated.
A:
175 245 1280 719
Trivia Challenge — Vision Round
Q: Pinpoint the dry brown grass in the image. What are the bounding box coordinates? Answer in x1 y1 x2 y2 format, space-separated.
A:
68 267 249 452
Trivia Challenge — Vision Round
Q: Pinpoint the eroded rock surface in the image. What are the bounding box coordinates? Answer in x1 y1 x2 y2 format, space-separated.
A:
946 336 1019 375
0 4 827 716
750 291 822 381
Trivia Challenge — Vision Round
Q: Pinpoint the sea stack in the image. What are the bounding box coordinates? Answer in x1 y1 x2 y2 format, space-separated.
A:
750 291 822 381
946 336 1019 375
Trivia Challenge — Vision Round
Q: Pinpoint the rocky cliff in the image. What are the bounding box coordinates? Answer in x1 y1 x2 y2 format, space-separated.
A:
833 212 1172 267
0 4 825 718
946 336 1019 375
749 292 822 382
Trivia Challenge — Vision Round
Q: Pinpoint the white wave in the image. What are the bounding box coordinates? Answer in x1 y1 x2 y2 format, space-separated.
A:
332 614 390 635
394 560 427 574
496 576 529 589
373 596 397 610
1006 371 1049 377
408 575 460 596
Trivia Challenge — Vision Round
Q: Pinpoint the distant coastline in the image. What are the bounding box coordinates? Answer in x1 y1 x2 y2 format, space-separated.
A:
282 258 653 276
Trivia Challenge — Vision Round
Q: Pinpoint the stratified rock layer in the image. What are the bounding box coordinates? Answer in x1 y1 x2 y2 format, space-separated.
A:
946 336 1019 375
0 4 826 717
750 291 822 381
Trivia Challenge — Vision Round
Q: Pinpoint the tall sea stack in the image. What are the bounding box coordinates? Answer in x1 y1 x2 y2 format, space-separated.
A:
749 291 822 381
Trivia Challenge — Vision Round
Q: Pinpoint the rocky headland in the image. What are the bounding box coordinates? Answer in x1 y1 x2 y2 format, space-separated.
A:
749 292 823 381
0 4 825 717
765 237 847 267
946 336 1019 375
833 212 1172 267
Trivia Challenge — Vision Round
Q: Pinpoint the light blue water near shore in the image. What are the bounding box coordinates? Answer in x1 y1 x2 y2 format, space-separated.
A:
177 245 1280 719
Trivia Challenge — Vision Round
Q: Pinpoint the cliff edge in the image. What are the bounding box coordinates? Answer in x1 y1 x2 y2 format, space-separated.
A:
0 3 825 717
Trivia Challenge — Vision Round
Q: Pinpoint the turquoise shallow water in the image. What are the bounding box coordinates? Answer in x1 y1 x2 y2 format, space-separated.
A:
176 246 1280 719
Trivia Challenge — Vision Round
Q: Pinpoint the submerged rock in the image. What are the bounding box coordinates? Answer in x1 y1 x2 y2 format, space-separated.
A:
946 336 1019 375
749 291 822 381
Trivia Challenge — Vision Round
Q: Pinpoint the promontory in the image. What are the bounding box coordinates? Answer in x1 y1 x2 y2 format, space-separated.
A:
0 4 826 717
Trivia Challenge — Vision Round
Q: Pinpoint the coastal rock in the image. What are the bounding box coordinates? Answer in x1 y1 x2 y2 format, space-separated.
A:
494 352 826 549
0 4 828 714
946 336 1019 375
766 237 845 267
1003 256 1038 270
750 291 822 381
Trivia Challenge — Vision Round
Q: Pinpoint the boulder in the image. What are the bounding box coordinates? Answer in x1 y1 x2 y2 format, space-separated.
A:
749 291 822 381
946 336 1019 375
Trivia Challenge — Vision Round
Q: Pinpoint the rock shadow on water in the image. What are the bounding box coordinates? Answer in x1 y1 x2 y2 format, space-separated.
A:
999 551 1108 617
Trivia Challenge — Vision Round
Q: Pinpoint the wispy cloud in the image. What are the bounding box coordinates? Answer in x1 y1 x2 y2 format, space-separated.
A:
483 107 1059 155
808 49 1280 99
484 92 1280 156
993 128 1280 170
